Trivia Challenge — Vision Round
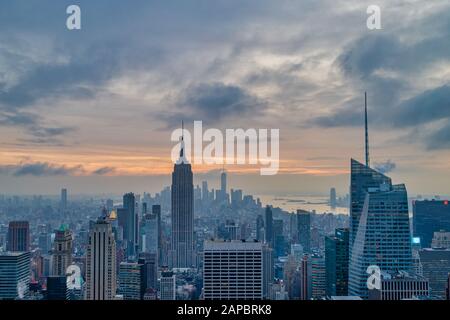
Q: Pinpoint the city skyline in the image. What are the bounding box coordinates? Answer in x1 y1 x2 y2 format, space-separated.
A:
0 1 450 196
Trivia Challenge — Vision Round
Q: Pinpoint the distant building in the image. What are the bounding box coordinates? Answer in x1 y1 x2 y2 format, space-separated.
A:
0 251 31 300
325 228 349 297
203 240 263 300
160 271 176 300
86 212 117 300
264 206 273 246
419 248 450 298
297 210 311 253
311 254 326 299
368 271 429 300
122 192 137 258
300 254 312 300
138 252 158 291
46 276 68 300
52 225 73 276
413 200 450 248
330 188 337 208
7 221 30 252
262 245 274 299
118 262 145 300
431 230 450 249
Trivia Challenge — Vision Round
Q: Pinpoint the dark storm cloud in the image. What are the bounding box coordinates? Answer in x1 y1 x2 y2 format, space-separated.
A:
426 121 450 150
312 8 450 150
158 82 267 127
92 167 116 175
392 85 450 128
12 162 84 177
182 83 266 120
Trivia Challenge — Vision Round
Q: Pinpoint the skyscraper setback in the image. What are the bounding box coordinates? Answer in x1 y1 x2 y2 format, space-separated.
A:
171 130 194 268
86 210 117 300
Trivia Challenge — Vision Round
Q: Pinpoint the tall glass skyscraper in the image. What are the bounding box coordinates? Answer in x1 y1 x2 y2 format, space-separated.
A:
171 134 194 268
325 228 349 297
348 159 412 299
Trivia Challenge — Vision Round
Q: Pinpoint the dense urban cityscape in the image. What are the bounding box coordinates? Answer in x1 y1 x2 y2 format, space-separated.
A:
1 1 450 311
1 116 450 301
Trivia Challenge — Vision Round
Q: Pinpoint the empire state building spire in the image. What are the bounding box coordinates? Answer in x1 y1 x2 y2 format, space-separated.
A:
177 120 188 164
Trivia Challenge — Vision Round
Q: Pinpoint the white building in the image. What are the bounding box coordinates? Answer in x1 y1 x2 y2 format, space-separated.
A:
203 240 263 300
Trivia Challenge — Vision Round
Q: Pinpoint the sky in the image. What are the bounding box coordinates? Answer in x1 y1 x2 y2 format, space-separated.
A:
0 0 450 197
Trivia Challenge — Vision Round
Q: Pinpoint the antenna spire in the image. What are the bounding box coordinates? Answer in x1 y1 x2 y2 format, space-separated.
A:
365 92 370 167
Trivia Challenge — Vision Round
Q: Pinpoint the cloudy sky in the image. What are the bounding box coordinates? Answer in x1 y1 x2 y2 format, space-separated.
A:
0 0 449 197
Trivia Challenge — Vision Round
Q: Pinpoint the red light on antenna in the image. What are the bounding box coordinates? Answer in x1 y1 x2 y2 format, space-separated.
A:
445 200 449 206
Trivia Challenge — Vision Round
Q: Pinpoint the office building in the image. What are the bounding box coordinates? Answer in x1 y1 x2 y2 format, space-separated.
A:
118 262 145 300
203 240 263 300
419 248 450 298
297 210 311 253
7 221 30 252
52 225 73 276
368 271 429 300
85 212 117 300
325 228 350 296
311 254 326 299
413 200 450 248
0 251 31 300
348 159 413 299
46 276 69 300
431 231 450 249
160 271 176 300
265 206 273 245
122 192 137 258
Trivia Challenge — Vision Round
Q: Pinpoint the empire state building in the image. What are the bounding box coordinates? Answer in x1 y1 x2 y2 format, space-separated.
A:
171 132 195 268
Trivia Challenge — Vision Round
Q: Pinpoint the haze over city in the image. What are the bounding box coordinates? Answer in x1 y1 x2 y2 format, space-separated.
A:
1 0 450 197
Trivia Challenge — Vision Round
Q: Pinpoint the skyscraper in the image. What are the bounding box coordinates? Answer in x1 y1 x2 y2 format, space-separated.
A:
220 169 227 203
171 132 194 268
262 245 274 299
297 210 311 253
300 254 312 300
368 271 429 300
330 188 337 208
419 248 450 298
0 251 31 300
203 240 263 300
348 159 413 299
86 211 117 300
311 254 326 299
118 262 145 300
46 276 69 300
160 271 176 300
265 206 273 246
325 228 349 297
256 215 265 242
52 225 73 276
122 192 137 258
413 200 450 248
7 221 30 252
